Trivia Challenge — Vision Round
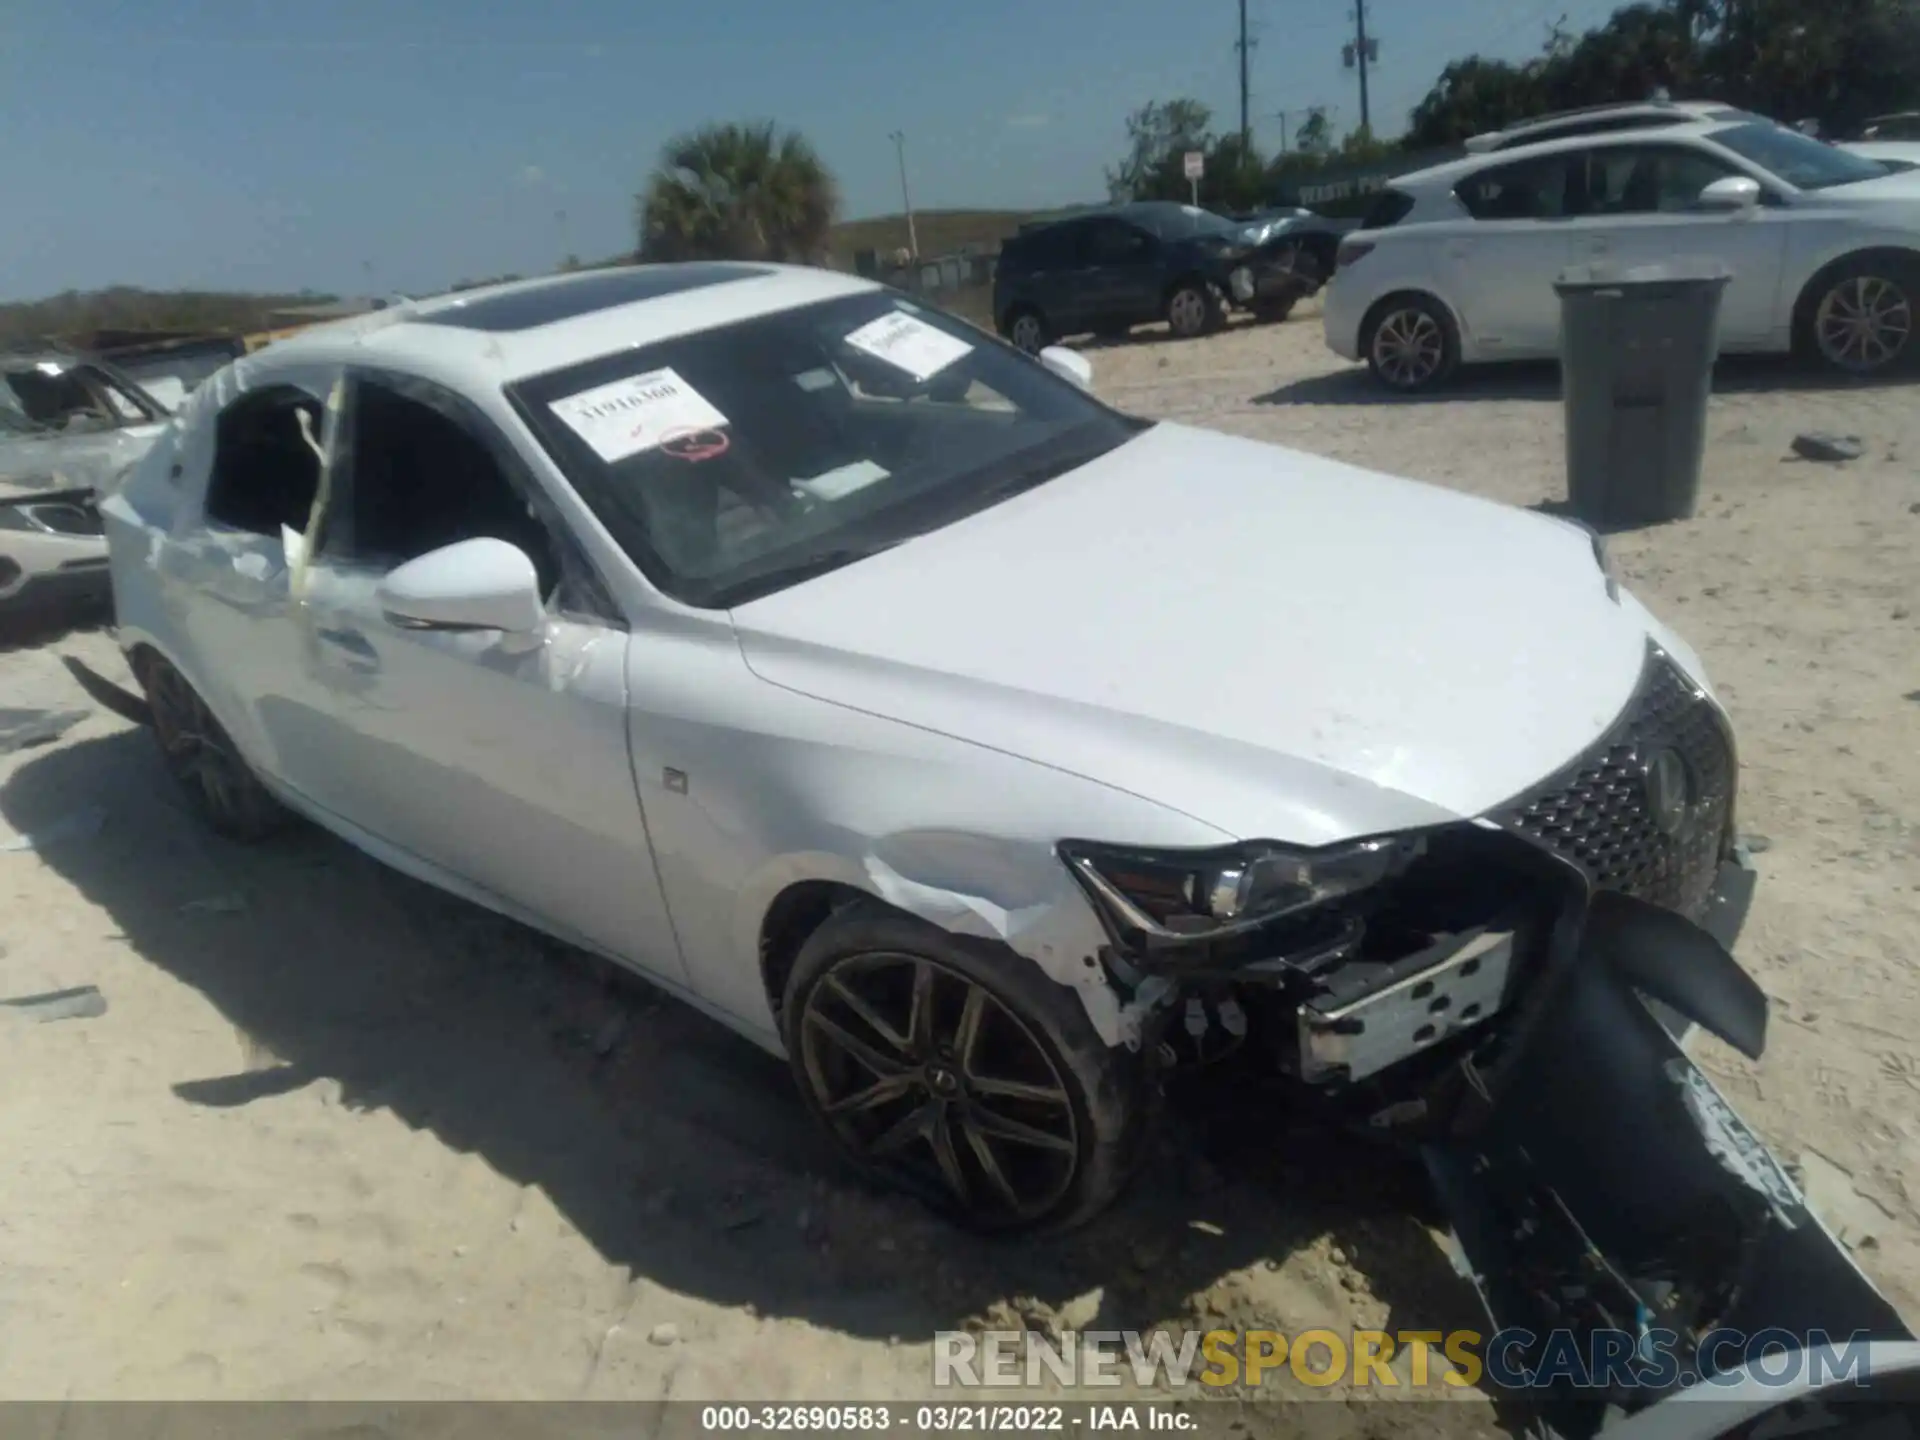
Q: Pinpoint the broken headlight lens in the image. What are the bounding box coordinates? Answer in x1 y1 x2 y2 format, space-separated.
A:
1057 837 1416 941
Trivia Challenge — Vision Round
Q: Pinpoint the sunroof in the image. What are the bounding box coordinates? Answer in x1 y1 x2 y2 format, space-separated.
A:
415 263 773 333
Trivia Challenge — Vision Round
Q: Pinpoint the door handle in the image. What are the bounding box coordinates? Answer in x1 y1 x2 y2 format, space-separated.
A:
1588 237 1613 253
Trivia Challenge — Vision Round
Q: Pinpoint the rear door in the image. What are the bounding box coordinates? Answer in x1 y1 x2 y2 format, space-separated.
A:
1565 140 1792 347
1005 221 1088 332
170 367 342 783
1445 152 1583 357
1075 218 1165 329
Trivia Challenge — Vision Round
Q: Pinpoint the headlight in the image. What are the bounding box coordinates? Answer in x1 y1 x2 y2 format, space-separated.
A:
1058 837 1417 942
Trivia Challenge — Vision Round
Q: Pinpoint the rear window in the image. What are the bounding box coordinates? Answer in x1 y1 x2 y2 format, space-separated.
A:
1002 223 1079 270
1359 189 1417 229
1456 154 1574 219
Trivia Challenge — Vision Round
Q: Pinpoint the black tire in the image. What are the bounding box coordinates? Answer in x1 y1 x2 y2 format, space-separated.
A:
1252 296 1298 325
782 901 1147 1234
1004 307 1049 354
1794 254 1919 377
133 651 290 842
1362 293 1460 392
1165 280 1224 340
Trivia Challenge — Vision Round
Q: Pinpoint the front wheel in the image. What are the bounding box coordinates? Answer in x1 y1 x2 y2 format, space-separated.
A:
1802 260 1917 376
782 904 1145 1233
1363 295 1459 391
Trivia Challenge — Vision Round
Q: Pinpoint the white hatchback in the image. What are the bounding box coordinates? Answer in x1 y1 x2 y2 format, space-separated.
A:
1323 117 1920 389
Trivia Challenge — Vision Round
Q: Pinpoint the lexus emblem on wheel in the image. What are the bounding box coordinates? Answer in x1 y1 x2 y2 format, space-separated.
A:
1643 747 1693 836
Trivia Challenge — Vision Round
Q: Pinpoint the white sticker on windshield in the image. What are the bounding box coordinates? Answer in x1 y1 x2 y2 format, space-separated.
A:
549 367 730 464
793 459 889 501
843 312 972 383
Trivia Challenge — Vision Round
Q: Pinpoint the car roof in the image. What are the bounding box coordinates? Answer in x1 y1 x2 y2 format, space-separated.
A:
1464 100 1746 152
249 262 883 389
1388 119 1748 191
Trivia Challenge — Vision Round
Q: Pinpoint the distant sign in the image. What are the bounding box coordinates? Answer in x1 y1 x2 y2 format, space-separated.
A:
1183 151 1205 180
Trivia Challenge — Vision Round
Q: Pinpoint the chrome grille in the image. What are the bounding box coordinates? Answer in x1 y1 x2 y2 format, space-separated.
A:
1494 650 1734 916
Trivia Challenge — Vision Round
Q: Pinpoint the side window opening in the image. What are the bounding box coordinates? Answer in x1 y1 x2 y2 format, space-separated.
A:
204 386 324 537
1456 155 1573 221
326 378 567 604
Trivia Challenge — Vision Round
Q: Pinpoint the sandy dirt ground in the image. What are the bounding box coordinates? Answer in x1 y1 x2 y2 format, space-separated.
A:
2 306 1916 1431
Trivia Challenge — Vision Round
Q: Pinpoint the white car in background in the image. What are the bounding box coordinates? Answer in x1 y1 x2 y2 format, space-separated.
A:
1323 116 1920 389
0 350 172 622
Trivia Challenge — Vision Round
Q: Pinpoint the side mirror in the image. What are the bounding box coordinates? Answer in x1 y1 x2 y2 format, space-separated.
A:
1699 176 1762 211
377 537 545 635
1038 345 1094 391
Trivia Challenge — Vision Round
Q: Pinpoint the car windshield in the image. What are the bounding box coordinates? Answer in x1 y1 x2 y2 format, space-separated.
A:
507 290 1147 608
1711 121 1891 189
1131 204 1243 241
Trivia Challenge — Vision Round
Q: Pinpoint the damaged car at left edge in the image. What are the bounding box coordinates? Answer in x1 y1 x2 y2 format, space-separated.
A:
98 263 1914 1437
0 348 174 623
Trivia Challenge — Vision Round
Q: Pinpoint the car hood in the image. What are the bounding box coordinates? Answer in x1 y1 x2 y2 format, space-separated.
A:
731 423 1655 842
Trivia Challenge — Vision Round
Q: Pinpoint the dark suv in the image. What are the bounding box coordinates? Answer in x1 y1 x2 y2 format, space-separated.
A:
992 202 1310 351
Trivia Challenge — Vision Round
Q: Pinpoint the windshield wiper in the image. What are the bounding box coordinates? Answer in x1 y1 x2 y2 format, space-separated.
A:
708 540 904 607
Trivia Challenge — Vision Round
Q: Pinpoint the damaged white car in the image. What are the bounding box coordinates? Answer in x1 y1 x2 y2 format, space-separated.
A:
102 264 1910 1431
0 349 173 622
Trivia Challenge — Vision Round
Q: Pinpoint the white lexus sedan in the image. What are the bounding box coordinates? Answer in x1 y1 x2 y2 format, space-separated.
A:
102 262 1761 1235
1324 115 1920 389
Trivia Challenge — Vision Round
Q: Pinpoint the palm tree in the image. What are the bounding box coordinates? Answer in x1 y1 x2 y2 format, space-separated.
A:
638 122 839 264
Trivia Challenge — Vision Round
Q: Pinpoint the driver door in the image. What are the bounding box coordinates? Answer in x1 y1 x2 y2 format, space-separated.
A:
1565 142 1792 348
291 368 686 984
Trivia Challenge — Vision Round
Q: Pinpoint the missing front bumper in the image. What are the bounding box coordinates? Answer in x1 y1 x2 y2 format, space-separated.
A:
1421 858 1912 1438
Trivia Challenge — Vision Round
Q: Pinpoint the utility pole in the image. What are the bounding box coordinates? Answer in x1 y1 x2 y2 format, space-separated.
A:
1236 0 1251 148
888 130 919 261
1342 1 1377 135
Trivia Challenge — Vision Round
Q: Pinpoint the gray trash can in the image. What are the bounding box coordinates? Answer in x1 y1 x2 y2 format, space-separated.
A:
1554 260 1731 527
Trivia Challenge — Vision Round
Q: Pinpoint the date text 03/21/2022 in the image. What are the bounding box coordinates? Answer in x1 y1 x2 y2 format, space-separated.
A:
698 1405 1196 1432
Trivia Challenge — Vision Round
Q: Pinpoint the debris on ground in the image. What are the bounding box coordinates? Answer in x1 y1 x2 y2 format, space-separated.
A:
0 707 88 756
0 805 106 853
1 985 107 1023
59 656 151 727
1792 432 1867 463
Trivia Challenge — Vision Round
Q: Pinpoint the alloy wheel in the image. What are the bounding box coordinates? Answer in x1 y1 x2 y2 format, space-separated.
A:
1815 275 1913 373
1371 307 1446 388
798 952 1079 1225
145 664 253 823
1009 314 1045 353
1168 287 1209 338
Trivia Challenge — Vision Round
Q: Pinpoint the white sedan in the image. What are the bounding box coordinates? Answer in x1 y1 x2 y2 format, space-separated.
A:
102 263 1770 1240
1324 116 1920 388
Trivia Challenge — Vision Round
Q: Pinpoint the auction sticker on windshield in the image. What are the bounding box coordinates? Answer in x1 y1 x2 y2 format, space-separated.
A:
550 367 730 464
844 311 972 382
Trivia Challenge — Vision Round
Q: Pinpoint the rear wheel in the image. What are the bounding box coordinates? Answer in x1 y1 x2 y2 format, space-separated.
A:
782 904 1145 1233
1800 257 1918 376
135 652 289 841
1363 295 1459 391
1005 308 1049 354
1165 280 1223 340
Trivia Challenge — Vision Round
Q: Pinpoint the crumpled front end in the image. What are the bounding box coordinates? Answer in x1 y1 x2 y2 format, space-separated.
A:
1072 638 1912 1433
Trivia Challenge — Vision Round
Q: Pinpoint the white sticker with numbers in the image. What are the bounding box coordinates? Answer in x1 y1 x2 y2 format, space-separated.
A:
549 367 730 464
843 311 973 382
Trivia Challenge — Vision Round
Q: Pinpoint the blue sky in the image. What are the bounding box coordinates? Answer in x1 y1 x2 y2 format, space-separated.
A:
1 0 1627 300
